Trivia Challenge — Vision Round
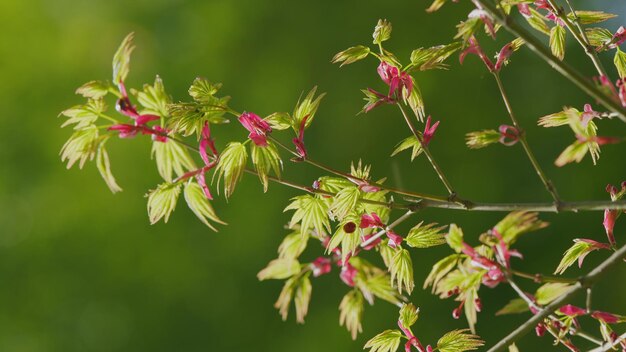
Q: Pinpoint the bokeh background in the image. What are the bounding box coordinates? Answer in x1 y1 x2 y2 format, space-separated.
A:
1 0 625 351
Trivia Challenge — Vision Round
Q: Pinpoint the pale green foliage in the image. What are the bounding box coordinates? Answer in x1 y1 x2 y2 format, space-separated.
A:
76 80 110 99
134 75 171 117
353 262 401 305
363 330 402 352
330 187 361 221
586 27 613 48
554 239 603 274
465 129 501 149
112 32 135 85
614 48 626 79
294 274 312 323
525 8 551 35
60 98 107 130
339 289 364 340
152 139 197 182
538 110 569 127
278 231 309 260
373 19 392 45
391 135 423 160
495 298 529 315
361 189 390 222
146 183 181 224
168 78 231 137
60 125 100 169
257 258 301 280
214 142 248 199
251 142 282 192
96 137 122 193
568 11 617 25
292 86 325 131
389 248 414 294
426 0 447 13
423 254 460 291
464 288 479 333
399 303 419 328
455 17 482 42
328 217 361 262
553 108 601 166
535 283 573 305
264 112 292 130
332 45 371 67
274 273 311 322
183 181 226 231
437 329 484 352
493 211 548 244
406 221 447 248
446 224 464 253
407 77 425 121
550 25 566 61
555 140 593 167
284 195 331 236
409 42 461 71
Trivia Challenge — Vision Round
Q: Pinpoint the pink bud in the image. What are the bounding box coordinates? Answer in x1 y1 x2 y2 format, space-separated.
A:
422 116 440 146
474 297 482 312
452 307 462 319
591 311 621 324
498 125 520 146
360 212 384 229
494 43 514 72
559 304 587 317
386 230 404 248
340 263 357 287
311 257 332 277
238 112 271 147
604 209 617 246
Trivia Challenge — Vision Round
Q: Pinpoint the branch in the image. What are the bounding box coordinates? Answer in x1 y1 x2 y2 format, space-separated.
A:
360 210 415 248
487 244 626 352
589 331 626 352
472 0 626 123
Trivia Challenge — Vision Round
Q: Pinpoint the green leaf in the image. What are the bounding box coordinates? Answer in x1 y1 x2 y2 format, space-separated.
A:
424 254 460 291
330 187 361 221
274 276 297 320
134 75 171 117
455 17 482 42
183 181 226 231
292 86 325 131
550 25 566 61
257 258 301 280
568 11 617 25
96 137 122 193
410 42 462 71
332 46 371 67
278 231 309 260
535 283 573 305
60 125 100 169
538 110 570 127
615 48 626 79
146 183 181 224
76 80 110 99
406 78 425 121
465 129 501 149
60 98 107 130
399 303 419 328
525 8 551 35
364 329 402 352
251 141 282 192
586 27 613 49
373 19 392 45
446 224 464 253
554 239 603 274
214 142 248 199
188 77 222 103
285 195 331 236
264 112 292 130
294 274 312 324
356 268 401 305
426 0 447 13
495 298 529 315
389 249 414 294
152 138 197 182
112 32 135 85
437 329 484 352
493 211 548 244
391 135 423 160
406 222 447 248
339 289 364 340
555 140 591 167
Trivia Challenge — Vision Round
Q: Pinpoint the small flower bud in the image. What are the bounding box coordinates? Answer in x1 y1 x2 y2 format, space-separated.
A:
535 323 546 337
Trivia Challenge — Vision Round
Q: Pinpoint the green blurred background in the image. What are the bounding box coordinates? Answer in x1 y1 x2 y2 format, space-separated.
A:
1 0 625 351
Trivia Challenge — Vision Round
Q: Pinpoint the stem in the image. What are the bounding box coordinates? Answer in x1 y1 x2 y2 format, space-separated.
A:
589 331 626 352
493 73 561 206
360 210 415 248
487 244 626 352
509 269 577 284
97 112 120 124
472 0 626 123
546 0 610 79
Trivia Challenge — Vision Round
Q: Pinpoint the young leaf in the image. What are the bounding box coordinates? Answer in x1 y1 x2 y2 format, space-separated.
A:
586 27 613 48
330 187 361 221
292 86 325 131
251 142 282 192
96 137 122 193
278 231 309 260
339 289 364 340
465 129 501 149
538 110 570 127
295 274 312 324
152 138 197 182
535 283 573 305
614 48 626 79
60 125 100 169
424 254 460 291
373 19 392 45
76 80 110 99
436 329 484 352
493 211 548 244
568 11 617 25
495 298 529 315
60 98 107 130
357 269 401 305
525 8 551 35
363 329 402 352
214 142 248 199
550 25 566 61
257 258 301 280
112 32 135 85
274 276 297 320
426 0 447 13
406 221 447 248
391 135 423 160
406 77 425 121
446 224 464 253
146 182 181 224
264 112 292 130
134 75 171 117
183 181 226 231
410 42 461 71
554 239 605 274
389 248 414 294
332 46 371 67
284 195 331 236
399 303 419 328
555 140 590 167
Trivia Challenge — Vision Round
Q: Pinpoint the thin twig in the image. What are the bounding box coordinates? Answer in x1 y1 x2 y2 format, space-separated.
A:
589 331 626 352
360 210 415 247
